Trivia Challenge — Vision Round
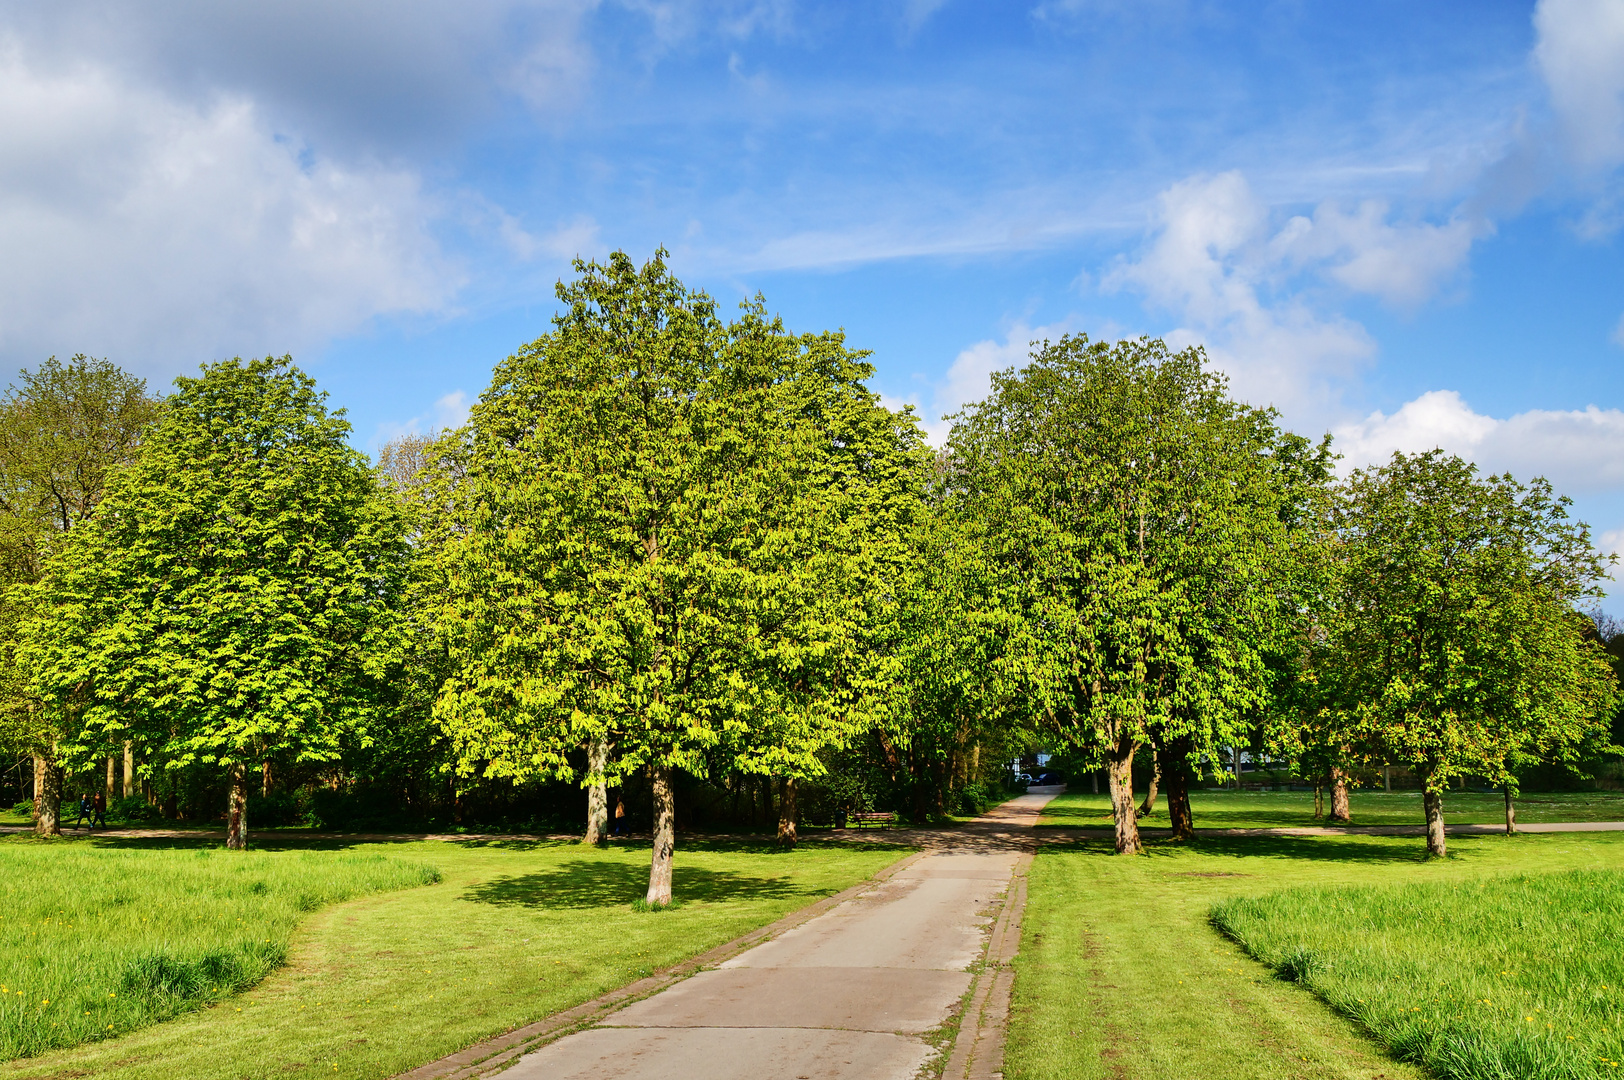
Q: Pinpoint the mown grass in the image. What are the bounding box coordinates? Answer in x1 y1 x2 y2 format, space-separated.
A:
0 841 439 1060
1036 789 1624 830
1213 869 1624 1079
3 835 907 1080
1005 829 1624 1080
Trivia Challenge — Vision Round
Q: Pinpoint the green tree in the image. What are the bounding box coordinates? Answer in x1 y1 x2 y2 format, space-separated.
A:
1311 450 1617 856
948 335 1301 853
21 356 406 849
431 252 880 901
0 356 159 836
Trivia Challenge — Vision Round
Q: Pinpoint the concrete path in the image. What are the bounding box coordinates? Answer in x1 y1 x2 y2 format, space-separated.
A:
487 790 1060 1080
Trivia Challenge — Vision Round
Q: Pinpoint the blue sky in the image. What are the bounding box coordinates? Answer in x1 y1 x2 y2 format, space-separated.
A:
3 1 1624 590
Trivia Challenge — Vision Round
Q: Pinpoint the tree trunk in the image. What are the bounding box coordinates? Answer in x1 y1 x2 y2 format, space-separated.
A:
1329 769 1351 823
1424 787 1446 858
777 776 798 849
106 755 116 803
1313 784 1323 819
1161 738 1194 840
1504 786 1516 835
1091 770 1099 794
34 754 61 837
226 761 249 850
646 765 676 906
261 759 272 798
1106 734 1142 854
1233 745 1243 788
1383 764 1391 793
584 737 609 845
123 742 134 798
1136 753 1160 819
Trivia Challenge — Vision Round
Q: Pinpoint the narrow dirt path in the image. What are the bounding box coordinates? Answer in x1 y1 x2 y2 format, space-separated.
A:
482 791 1059 1080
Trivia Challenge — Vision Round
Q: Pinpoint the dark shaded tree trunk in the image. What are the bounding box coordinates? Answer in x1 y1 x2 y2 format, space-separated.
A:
226 761 249 850
1329 768 1351 823
1136 754 1160 819
646 765 676 905
1091 770 1099 794
1313 784 1324 819
1106 734 1141 854
1424 787 1446 858
777 776 798 848
1504 787 1516 835
1161 737 1194 840
584 737 609 845
105 755 116 803
261 759 272 798
34 754 61 837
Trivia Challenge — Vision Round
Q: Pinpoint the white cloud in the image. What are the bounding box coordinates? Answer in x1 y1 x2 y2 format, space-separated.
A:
1104 172 1374 419
497 212 603 263
1270 201 1482 308
0 42 457 377
371 389 472 450
885 320 1073 444
1102 172 1489 422
1534 0 1624 171
1334 389 1624 492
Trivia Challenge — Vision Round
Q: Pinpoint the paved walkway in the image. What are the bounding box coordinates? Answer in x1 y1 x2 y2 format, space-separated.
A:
477 791 1060 1080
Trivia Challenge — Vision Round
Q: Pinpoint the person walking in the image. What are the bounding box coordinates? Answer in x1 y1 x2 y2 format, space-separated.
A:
69 793 93 829
91 790 107 829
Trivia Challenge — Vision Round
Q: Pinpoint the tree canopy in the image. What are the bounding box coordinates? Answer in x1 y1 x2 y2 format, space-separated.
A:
20 356 406 848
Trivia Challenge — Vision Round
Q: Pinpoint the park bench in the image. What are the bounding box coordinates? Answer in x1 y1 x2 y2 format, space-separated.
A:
849 811 896 829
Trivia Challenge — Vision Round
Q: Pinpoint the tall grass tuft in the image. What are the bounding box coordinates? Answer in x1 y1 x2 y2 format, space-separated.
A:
0 842 439 1060
1212 869 1624 1079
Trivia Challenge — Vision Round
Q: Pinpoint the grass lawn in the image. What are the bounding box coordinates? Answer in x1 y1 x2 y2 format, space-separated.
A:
0 834 906 1080
0 844 438 1059
1005 830 1624 1080
1213 869 1624 1078
1036 788 1624 830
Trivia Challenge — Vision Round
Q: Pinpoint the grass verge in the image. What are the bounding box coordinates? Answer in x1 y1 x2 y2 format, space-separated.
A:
1005 830 1624 1080
2 835 907 1080
1212 869 1624 1078
0 842 439 1059
1036 789 1624 830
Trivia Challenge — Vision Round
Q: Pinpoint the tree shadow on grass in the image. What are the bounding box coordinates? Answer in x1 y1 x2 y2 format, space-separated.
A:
460 858 815 910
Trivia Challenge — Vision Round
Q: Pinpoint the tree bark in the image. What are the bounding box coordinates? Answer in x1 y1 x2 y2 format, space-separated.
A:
1504 786 1516 835
584 737 609 845
777 776 798 849
1382 764 1391 793
1136 753 1160 819
106 755 116 803
34 754 61 837
1106 734 1142 854
1091 770 1099 794
226 761 249 850
1423 787 1446 858
646 765 676 906
1313 784 1323 819
1329 769 1351 823
123 741 134 798
1161 738 1194 840
261 759 272 798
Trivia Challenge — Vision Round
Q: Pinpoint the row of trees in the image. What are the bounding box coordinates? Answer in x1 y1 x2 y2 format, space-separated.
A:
2 251 1618 901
